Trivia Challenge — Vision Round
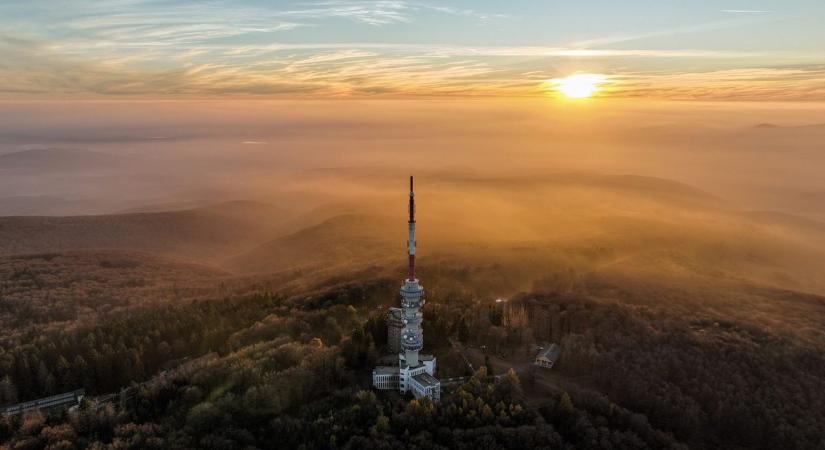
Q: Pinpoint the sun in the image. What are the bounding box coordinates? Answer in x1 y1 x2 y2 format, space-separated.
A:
550 74 606 99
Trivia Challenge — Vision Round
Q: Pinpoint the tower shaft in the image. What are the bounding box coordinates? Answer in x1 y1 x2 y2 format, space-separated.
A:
400 175 423 367
408 176 416 281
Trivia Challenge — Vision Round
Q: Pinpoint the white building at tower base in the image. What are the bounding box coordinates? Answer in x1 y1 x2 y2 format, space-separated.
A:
373 352 440 401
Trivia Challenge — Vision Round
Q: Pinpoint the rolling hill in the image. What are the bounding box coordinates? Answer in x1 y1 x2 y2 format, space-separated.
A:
0 148 127 172
227 213 398 273
1 173 825 449
0 250 230 338
0 201 291 262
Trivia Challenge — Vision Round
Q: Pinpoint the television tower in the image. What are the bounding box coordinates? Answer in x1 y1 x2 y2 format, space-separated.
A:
400 176 424 367
372 176 440 401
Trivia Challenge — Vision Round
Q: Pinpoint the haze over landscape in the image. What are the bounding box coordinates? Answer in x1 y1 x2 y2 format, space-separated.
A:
1 1 825 449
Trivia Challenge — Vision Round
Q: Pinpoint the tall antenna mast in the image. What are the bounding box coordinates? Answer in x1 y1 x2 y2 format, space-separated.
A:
407 176 416 280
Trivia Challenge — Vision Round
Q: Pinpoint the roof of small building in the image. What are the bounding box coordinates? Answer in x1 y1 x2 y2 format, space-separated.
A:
536 343 561 361
373 366 400 375
412 372 440 388
386 308 404 325
0 389 85 415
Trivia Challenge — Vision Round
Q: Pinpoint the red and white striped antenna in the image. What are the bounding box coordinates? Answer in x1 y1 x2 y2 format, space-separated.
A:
407 176 416 280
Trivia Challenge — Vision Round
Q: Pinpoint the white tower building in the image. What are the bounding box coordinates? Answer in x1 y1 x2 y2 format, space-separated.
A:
372 177 440 401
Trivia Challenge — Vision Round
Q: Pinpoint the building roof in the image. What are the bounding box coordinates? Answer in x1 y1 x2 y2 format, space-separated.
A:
419 354 435 361
536 343 561 361
1 389 85 415
373 366 399 375
386 307 403 326
413 372 440 388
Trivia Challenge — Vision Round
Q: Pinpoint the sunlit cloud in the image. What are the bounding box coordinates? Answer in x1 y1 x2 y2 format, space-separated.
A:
4 30 824 99
616 67 825 101
289 50 378 66
0 1 821 100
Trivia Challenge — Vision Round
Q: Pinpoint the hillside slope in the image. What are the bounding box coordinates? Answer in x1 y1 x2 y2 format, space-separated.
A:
227 213 398 273
0 148 127 172
0 201 290 262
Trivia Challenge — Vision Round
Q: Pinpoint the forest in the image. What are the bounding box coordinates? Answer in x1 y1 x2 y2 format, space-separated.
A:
1 260 824 449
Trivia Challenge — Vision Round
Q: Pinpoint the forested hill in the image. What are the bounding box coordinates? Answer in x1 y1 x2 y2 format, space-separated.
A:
1 263 824 449
1 171 825 448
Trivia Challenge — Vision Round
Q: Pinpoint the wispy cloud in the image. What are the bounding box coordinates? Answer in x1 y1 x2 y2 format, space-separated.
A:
272 1 508 26
615 66 825 101
4 0 504 53
288 50 378 66
419 3 508 22
0 0 819 100
184 42 763 59
571 15 777 48
5 29 820 99
279 1 413 26
721 10 772 14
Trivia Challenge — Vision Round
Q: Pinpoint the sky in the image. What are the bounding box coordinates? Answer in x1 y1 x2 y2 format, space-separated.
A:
2 0 825 99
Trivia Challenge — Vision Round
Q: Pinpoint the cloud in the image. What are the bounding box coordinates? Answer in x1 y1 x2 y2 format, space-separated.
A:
199 42 762 59
5 30 821 99
0 34 327 96
0 1 817 100
279 1 412 26
418 3 508 22
7 2 306 50
277 1 508 26
721 10 772 14
289 50 378 66
615 66 825 101
571 15 777 48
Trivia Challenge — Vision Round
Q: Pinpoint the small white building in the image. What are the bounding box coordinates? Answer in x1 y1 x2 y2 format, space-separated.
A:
373 366 401 390
534 343 561 369
373 353 439 401
410 372 440 402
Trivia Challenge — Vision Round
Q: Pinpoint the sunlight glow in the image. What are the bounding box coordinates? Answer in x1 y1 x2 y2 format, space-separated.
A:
550 74 607 99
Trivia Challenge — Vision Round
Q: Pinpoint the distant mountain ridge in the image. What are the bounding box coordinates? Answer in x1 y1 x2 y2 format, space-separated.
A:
0 201 290 262
0 148 127 171
753 122 825 130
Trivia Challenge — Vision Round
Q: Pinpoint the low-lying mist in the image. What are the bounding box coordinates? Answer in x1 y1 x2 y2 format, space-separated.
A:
2 98 825 217
1 99 825 333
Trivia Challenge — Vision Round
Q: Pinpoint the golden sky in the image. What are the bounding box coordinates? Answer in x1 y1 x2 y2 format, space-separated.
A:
2 1 825 100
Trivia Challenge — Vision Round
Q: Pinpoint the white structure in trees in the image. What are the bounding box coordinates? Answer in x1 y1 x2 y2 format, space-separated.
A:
534 343 561 369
